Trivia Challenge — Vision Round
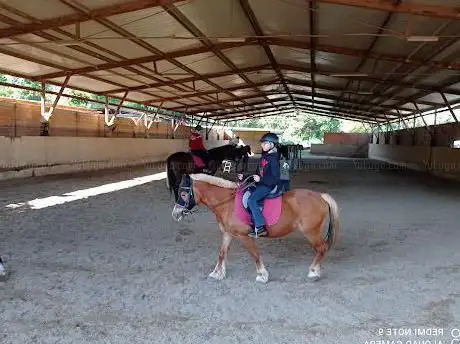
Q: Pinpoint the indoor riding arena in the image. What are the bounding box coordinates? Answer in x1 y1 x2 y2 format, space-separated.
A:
1 1 460 343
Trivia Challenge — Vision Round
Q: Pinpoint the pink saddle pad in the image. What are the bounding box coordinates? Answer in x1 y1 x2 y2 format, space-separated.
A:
191 155 205 168
233 189 282 226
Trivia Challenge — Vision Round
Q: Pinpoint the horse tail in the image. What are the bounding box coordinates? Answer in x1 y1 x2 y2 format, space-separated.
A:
320 193 340 250
166 155 175 196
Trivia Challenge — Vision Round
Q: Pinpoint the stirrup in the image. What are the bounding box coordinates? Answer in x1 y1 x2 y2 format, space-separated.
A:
248 226 268 238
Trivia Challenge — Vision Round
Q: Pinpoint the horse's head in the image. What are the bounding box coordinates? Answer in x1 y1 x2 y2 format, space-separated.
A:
171 174 197 221
171 173 238 222
209 144 235 162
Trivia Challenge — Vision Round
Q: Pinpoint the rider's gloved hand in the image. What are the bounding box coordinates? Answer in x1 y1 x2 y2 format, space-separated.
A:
237 174 244 181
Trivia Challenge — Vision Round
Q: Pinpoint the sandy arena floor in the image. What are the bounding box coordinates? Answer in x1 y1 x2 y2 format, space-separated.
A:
0 155 459 344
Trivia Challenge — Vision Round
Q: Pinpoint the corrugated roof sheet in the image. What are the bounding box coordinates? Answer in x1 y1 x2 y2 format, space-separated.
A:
0 0 459 123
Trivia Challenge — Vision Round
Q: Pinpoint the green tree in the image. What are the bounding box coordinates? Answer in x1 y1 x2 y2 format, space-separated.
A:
234 112 342 143
17 79 53 101
297 116 341 141
69 90 89 107
0 74 14 97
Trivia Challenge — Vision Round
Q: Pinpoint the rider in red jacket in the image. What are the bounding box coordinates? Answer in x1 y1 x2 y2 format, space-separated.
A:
189 125 210 171
189 126 205 151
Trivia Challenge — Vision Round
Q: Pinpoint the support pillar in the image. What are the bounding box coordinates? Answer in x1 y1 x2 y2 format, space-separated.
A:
40 76 70 136
440 92 459 123
40 81 49 136
413 102 433 145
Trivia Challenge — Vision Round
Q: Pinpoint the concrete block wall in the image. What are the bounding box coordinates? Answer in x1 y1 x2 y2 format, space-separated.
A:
324 132 370 145
310 132 370 158
0 98 228 139
369 121 460 181
0 136 229 181
311 143 368 157
368 144 460 181
374 122 460 147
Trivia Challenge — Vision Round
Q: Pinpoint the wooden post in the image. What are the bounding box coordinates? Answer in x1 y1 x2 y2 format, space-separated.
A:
413 102 433 146
440 92 459 123
40 81 49 136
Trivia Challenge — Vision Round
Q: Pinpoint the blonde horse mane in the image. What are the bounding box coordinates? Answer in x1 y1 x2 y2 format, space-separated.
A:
190 173 237 189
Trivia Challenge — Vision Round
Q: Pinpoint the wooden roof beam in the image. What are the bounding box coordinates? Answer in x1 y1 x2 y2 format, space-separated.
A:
58 0 252 113
284 78 438 107
162 4 278 109
0 0 187 39
170 89 413 113
217 105 379 123
33 40 251 81
28 35 460 81
0 2 204 105
363 33 460 116
239 0 295 105
145 76 437 109
147 79 280 103
280 64 460 96
224 107 376 124
101 64 272 94
205 99 392 120
97 62 460 100
334 0 401 116
314 0 460 20
0 69 186 116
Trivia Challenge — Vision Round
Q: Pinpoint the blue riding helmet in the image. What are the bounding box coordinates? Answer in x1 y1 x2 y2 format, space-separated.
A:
260 132 279 145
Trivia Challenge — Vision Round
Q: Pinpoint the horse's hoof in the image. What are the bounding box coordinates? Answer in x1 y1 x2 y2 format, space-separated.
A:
256 273 269 283
308 270 320 281
0 272 7 282
209 270 225 280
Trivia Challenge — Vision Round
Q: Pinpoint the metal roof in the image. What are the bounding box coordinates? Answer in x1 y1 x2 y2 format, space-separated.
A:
0 0 460 124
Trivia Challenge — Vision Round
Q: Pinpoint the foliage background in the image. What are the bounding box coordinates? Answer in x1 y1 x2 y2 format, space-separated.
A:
1 74 372 143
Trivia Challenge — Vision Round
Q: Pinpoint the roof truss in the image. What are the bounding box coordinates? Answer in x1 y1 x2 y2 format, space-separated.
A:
0 0 459 123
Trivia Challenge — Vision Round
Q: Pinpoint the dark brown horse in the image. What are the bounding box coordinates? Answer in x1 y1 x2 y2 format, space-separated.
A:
231 145 252 173
171 173 340 283
166 144 236 200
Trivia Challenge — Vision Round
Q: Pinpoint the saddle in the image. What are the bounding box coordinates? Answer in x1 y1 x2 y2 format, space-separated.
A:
191 154 206 169
241 184 283 209
234 184 284 226
191 152 212 174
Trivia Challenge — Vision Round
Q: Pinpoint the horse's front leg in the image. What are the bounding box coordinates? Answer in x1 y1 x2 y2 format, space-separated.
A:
209 231 232 280
238 236 269 283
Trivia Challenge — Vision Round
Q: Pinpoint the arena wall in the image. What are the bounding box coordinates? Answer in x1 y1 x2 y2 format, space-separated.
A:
368 122 460 181
0 98 230 180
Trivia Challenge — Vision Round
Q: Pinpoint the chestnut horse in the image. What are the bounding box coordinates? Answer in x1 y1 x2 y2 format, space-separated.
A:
171 173 340 283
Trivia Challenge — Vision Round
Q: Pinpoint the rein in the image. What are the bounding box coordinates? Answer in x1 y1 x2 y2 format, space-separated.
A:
200 176 255 210
178 176 255 217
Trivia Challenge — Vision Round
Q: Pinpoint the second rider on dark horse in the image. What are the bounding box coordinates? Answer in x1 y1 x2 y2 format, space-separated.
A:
189 124 211 173
166 125 240 200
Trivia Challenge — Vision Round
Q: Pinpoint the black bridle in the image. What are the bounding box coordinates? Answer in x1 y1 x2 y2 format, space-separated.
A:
172 174 255 220
175 174 197 213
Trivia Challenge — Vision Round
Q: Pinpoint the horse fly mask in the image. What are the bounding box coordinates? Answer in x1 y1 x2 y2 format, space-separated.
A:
172 174 197 221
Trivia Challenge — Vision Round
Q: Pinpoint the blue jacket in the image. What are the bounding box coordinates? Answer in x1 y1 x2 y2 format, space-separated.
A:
256 151 281 187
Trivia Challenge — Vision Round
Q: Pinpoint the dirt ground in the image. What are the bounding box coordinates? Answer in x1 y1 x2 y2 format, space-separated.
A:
0 155 459 344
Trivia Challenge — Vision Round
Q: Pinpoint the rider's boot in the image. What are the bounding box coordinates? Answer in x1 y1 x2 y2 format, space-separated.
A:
248 225 268 238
